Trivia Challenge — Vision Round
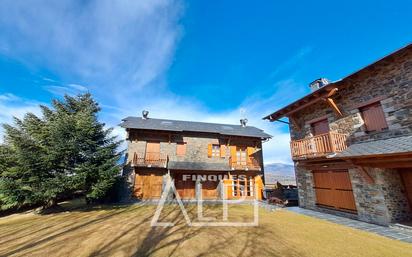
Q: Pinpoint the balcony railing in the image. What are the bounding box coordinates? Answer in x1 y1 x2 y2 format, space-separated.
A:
132 152 168 168
290 132 348 159
229 156 261 171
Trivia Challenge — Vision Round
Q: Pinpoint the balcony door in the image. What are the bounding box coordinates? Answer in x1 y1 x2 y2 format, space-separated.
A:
145 141 160 161
311 119 329 136
236 146 247 166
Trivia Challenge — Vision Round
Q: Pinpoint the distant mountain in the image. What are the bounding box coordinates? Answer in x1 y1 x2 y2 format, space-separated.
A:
264 163 296 186
264 163 295 176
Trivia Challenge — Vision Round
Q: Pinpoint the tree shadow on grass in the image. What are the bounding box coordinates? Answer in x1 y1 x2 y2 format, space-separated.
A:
132 205 307 257
1 204 143 256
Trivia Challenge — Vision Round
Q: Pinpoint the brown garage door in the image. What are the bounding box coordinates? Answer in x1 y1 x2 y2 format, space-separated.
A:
175 174 196 199
133 173 163 199
313 170 357 213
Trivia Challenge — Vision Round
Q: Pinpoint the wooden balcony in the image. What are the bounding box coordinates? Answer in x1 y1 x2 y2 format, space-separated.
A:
132 152 168 168
229 156 261 171
290 132 348 160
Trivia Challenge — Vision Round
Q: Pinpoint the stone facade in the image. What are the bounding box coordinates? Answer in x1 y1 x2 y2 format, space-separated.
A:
288 47 412 225
125 131 263 166
123 130 265 200
289 48 412 144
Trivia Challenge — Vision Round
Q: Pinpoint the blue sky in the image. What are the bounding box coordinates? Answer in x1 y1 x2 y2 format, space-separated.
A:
0 0 411 164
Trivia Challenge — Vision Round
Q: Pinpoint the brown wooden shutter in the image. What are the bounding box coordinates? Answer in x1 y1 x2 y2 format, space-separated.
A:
176 142 186 156
207 144 212 157
220 145 226 157
361 102 388 132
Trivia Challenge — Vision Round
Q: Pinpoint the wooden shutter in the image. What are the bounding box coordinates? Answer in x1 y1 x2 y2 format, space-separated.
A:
230 146 237 163
207 144 212 157
247 147 254 163
176 142 186 156
360 102 388 132
220 145 226 157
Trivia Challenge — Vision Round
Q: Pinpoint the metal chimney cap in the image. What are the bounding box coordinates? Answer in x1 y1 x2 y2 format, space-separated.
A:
240 118 248 127
142 110 149 119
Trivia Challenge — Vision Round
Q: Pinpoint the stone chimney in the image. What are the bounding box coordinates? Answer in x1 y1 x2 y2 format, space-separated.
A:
309 78 330 92
142 110 149 119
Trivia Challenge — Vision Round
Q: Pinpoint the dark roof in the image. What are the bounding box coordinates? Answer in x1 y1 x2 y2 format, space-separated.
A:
263 43 412 121
120 117 272 139
168 161 230 171
335 135 412 158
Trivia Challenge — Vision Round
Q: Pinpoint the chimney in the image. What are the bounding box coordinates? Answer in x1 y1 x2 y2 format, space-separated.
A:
142 110 149 119
309 78 330 92
240 118 248 127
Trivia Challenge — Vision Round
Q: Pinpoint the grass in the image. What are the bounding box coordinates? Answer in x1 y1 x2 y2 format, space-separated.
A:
0 200 411 257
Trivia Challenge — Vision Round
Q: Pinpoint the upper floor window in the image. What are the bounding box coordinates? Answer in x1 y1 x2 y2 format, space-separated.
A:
311 119 329 136
208 144 223 158
176 142 186 156
359 102 388 132
211 144 220 157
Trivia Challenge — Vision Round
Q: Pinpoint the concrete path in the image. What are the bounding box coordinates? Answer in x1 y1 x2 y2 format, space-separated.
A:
286 206 412 244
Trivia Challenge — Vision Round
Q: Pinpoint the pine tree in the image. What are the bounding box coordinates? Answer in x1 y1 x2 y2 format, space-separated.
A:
0 93 122 210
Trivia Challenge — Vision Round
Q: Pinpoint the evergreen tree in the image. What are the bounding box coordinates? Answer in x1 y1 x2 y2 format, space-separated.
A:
0 93 122 210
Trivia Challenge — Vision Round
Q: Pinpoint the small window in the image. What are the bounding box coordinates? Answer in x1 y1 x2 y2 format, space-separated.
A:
360 102 388 132
211 144 220 157
176 142 186 156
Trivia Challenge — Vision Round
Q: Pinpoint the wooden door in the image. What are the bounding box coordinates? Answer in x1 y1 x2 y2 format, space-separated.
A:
133 173 163 199
399 169 412 211
232 176 254 198
202 180 219 199
175 174 196 199
311 119 329 136
312 170 357 212
146 141 160 160
236 147 247 166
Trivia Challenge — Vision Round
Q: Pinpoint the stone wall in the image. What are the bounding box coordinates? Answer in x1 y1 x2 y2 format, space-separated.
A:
289 48 412 144
125 131 264 167
295 166 412 225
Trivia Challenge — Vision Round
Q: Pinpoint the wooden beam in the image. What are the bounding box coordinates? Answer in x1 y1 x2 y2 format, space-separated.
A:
358 166 374 184
325 98 343 116
326 87 339 97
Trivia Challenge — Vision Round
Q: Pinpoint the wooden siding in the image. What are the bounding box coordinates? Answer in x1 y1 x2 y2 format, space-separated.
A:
313 170 357 212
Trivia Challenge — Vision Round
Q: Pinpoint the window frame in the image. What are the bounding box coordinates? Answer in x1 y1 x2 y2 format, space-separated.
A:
211 144 220 158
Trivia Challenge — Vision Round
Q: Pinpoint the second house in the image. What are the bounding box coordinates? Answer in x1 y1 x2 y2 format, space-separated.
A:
121 112 271 201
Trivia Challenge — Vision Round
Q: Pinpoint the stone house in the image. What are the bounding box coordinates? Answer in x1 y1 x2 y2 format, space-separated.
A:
121 113 271 201
263 43 412 225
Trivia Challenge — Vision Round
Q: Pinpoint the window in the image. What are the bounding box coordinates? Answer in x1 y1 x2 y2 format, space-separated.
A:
211 144 220 157
360 102 388 132
176 142 186 156
232 176 254 197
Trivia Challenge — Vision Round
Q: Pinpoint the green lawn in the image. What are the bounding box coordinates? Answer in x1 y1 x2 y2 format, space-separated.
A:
0 200 411 257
